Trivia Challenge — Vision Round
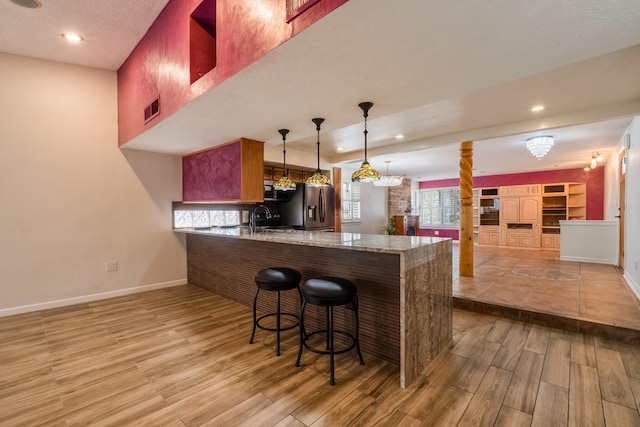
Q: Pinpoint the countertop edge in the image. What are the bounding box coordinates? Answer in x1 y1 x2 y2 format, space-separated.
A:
174 228 450 254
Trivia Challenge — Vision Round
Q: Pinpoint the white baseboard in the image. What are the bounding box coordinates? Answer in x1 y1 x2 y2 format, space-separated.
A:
559 255 618 265
624 272 640 301
0 279 188 318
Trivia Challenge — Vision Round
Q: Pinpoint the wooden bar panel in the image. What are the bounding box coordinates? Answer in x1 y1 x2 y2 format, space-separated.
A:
187 234 401 364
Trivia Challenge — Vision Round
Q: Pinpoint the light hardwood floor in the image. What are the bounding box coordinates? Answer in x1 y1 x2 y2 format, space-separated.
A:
1 285 639 426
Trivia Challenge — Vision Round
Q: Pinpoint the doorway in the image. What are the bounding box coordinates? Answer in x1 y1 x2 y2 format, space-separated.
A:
619 149 626 269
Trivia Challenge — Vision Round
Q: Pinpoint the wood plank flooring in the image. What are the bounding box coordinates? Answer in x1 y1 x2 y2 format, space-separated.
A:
1 285 640 426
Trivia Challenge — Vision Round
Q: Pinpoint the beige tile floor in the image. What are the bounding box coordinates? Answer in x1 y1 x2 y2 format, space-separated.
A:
452 243 640 331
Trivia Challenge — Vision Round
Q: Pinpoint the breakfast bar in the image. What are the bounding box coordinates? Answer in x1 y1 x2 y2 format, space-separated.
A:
177 228 452 388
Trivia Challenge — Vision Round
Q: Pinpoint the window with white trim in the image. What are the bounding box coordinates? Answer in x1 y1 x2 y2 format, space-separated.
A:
419 187 460 227
342 182 361 222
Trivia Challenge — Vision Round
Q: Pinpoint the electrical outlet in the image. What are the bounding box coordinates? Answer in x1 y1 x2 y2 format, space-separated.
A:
242 210 249 223
434 230 439 236
106 261 118 272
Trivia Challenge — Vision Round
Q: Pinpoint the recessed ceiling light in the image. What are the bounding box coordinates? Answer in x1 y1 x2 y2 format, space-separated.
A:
61 33 84 43
336 147 344 152
395 134 404 139
10 0 41 8
531 105 545 112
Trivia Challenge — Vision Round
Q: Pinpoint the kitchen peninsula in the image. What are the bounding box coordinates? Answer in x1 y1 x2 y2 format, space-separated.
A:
176 228 452 388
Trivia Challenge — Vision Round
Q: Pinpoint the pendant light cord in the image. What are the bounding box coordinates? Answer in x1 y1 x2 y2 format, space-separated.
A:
278 128 289 175
312 118 325 172
358 102 373 162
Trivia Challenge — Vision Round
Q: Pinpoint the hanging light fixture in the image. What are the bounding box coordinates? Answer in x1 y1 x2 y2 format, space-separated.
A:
352 102 381 183
526 136 554 160
306 118 331 187
374 161 402 187
588 151 604 170
273 128 297 191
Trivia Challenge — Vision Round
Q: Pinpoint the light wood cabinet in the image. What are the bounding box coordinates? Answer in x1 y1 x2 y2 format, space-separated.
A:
472 189 479 243
474 182 585 250
499 185 540 196
479 225 499 246
500 196 540 223
541 183 586 249
541 233 561 249
501 224 540 248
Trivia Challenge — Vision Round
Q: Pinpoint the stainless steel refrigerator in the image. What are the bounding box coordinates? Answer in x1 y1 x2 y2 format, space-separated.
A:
278 184 335 231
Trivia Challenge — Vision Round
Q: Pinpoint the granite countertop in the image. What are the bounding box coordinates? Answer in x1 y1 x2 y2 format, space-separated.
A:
173 227 450 254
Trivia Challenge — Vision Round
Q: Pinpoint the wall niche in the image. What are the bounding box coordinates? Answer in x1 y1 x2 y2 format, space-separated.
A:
190 0 217 84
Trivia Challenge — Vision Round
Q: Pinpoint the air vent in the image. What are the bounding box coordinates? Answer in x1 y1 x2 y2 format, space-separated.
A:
144 97 160 124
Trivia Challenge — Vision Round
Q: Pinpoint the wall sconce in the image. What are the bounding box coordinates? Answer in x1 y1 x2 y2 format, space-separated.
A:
585 152 603 171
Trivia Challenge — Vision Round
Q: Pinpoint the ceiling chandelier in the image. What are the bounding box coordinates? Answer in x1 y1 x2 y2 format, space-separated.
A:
352 102 381 183
526 136 554 160
273 128 297 191
374 161 402 187
306 117 332 187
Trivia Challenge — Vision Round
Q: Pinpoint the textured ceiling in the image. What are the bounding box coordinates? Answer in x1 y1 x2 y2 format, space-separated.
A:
0 0 170 70
2 0 640 180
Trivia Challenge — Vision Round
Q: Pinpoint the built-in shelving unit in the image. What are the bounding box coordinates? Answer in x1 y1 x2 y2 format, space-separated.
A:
541 183 587 249
472 183 587 249
472 189 479 243
477 188 500 246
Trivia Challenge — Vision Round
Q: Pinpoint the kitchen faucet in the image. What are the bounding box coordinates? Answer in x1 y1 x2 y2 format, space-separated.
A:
249 205 272 233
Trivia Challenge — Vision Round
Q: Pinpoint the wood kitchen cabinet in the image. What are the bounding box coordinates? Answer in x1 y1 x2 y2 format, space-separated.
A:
183 138 264 203
263 162 323 184
541 233 561 249
501 223 540 248
479 225 500 246
499 185 540 196
500 196 540 223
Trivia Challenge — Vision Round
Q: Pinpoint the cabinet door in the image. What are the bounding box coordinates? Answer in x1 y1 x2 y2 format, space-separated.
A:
479 232 491 245
520 197 540 222
554 234 561 248
505 234 519 246
500 185 538 196
500 198 519 222
541 234 554 248
519 236 533 247
490 233 500 245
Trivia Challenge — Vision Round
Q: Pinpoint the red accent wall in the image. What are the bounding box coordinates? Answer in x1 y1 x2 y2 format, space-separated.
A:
117 0 348 146
418 229 460 239
417 167 605 240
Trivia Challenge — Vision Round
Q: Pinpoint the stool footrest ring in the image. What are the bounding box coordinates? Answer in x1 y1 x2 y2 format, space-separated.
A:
302 330 357 355
256 313 300 332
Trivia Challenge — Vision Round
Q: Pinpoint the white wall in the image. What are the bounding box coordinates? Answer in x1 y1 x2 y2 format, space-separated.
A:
0 53 187 315
339 167 388 234
620 117 640 298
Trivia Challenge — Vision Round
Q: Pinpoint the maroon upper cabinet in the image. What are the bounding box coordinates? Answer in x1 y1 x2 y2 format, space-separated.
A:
183 138 264 203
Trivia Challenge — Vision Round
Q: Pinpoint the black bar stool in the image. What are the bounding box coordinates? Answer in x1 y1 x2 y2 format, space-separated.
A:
249 267 302 356
295 276 364 385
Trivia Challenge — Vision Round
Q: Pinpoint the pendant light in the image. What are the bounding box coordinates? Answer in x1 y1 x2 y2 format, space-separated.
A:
306 118 331 186
374 161 402 187
351 101 381 183
273 128 297 191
